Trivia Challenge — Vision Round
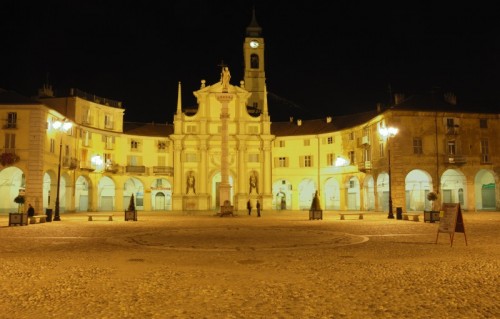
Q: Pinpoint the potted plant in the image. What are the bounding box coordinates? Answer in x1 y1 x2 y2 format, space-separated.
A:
425 191 440 223
427 191 438 210
9 195 28 226
14 195 26 213
0 152 20 166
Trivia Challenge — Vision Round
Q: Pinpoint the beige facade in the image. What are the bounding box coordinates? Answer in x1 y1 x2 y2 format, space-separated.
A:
1 15 498 215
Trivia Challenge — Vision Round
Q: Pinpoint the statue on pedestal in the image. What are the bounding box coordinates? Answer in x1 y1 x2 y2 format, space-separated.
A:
220 66 231 92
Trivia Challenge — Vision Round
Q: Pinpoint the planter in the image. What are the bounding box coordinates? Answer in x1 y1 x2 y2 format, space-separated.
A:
424 211 440 223
9 213 28 226
124 210 137 221
309 210 323 220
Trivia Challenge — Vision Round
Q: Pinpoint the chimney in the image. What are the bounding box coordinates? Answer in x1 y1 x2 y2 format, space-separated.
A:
37 84 54 98
376 103 382 112
326 116 332 123
394 93 405 105
289 116 294 123
297 119 302 126
444 92 457 105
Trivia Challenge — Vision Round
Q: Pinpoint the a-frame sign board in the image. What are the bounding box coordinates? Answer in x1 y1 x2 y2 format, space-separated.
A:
435 203 468 247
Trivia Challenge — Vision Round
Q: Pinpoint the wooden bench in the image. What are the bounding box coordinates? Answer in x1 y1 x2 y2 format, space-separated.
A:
29 215 47 224
339 212 364 220
402 212 421 222
87 213 114 221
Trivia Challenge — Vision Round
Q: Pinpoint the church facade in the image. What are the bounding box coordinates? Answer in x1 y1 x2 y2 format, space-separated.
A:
0 13 498 215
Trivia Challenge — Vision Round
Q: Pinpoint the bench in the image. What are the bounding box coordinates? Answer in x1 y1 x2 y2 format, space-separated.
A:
87 214 114 221
29 215 47 224
402 212 421 222
339 212 364 220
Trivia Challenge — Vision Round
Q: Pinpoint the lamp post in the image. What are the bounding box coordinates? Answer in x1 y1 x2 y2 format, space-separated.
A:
52 120 73 221
379 126 398 219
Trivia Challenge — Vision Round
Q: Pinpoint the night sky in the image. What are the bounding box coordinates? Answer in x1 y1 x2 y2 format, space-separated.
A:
1 1 498 123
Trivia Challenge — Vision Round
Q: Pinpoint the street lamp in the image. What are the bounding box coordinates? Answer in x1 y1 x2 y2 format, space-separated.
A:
52 119 73 221
379 126 399 219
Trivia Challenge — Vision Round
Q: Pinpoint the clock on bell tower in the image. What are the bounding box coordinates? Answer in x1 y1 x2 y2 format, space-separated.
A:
243 8 266 114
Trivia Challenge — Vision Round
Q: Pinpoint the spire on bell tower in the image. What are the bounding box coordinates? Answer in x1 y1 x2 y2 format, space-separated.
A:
246 6 262 37
176 81 182 115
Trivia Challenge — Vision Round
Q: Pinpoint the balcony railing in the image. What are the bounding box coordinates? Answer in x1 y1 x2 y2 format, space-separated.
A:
126 165 146 173
62 156 79 170
80 161 95 172
446 155 467 164
153 166 174 176
357 161 372 172
105 163 120 173
3 122 17 129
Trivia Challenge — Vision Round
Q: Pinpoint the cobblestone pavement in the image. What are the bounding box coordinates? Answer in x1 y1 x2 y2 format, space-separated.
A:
0 210 498 319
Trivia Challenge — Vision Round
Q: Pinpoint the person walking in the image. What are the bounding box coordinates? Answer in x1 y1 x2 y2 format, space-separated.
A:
247 199 252 216
256 200 261 217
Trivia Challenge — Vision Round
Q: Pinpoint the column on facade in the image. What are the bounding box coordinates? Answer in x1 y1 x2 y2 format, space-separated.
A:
173 141 183 195
115 186 124 211
263 143 272 195
238 139 247 193
199 140 208 194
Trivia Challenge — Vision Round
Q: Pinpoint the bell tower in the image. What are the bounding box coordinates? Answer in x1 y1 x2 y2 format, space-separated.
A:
243 8 266 114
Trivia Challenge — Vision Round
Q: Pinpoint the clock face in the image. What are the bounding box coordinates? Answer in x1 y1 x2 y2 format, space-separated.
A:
249 40 259 48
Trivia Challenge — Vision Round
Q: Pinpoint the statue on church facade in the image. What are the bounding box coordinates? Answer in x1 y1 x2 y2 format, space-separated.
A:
221 66 231 91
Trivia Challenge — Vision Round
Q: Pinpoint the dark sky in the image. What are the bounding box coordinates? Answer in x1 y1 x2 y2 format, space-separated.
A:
1 1 498 123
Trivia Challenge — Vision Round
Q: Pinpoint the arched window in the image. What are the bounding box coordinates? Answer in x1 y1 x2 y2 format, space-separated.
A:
251 54 259 69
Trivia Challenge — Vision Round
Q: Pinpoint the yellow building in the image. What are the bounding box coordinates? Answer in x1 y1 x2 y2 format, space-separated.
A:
1 14 498 215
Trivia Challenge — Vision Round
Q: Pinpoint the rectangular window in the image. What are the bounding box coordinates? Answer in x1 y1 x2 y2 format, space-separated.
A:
480 139 489 163
83 108 91 124
326 153 335 166
327 136 333 144
83 131 91 147
104 153 112 163
349 132 354 140
278 157 287 167
105 136 114 149
279 140 285 147
248 154 259 162
64 145 70 157
379 143 384 158
128 155 139 166
304 155 312 167
413 137 423 154
7 112 17 128
304 139 310 146
4 133 16 150
348 151 355 164
447 140 456 155
131 140 139 150
479 119 488 128
50 139 55 153
446 118 455 128
104 114 113 129
363 147 371 162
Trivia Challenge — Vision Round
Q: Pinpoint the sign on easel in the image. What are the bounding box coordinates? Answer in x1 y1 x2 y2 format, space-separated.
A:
435 203 468 247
